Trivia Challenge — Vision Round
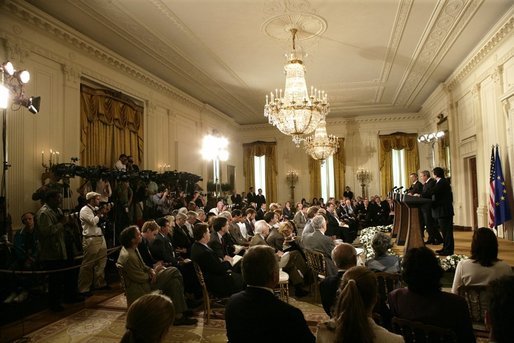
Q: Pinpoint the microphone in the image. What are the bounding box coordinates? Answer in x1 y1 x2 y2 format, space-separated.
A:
397 186 404 191
403 189 409 194
391 186 398 192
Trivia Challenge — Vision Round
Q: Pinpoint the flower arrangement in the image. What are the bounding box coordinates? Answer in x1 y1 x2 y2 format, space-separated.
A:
359 225 397 261
439 254 468 272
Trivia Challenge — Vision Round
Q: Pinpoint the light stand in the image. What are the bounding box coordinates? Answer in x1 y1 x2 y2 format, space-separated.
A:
0 61 40 240
201 132 228 198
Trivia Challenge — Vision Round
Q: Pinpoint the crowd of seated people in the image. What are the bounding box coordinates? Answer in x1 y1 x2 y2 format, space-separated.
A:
3 179 514 343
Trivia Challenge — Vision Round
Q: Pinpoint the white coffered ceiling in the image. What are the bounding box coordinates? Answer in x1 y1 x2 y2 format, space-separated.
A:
26 0 512 125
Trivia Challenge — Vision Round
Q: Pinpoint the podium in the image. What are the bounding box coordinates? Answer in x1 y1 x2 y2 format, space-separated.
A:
400 195 432 253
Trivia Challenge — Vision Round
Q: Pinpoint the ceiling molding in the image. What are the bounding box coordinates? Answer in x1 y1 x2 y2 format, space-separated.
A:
446 13 514 91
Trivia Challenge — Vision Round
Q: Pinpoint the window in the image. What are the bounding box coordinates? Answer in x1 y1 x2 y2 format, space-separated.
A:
320 155 335 200
254 155 266 196
392 149 407 189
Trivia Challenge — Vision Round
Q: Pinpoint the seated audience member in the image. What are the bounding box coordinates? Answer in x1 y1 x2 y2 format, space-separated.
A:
365 232 400 273
282 201 293 220
117 225 197 325
293 202 307 236
150 217 179 267
317 266 404 343
451 227 512 294
249 220 270 246
228 209 249 246
302 215 337 276
121 293 175 343
190 223 244 297
14 212 39 270
319 243 357 316
173 213 193 258
138 220 160 268
301 206 320 237
225 246 315 343
242 208 256 237
388 247 475 343
208 216 234 259
486 275 514 343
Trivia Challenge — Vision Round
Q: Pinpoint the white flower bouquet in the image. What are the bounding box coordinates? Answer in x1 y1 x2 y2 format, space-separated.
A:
359 225 397 261
439 254 468 272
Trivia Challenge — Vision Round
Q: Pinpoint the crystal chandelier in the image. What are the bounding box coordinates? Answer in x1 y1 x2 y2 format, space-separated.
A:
264 28 329 146
303 118 339 160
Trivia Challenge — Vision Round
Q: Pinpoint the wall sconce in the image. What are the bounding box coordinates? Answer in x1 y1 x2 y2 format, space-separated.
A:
41 149 61 170
286 170 299 204
356 169 371 198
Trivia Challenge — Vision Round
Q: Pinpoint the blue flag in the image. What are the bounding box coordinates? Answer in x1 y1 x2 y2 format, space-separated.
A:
494 146 512 226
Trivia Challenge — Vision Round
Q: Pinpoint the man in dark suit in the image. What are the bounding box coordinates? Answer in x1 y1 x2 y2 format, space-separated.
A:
246 187 256 204
319 243 357 316
255 188 266 210
172 213 193 258
302 215 337 276
243 208 256 237
150 217 179 267
429 167 455 256
208 216 233 259
191 223 243 297
407 172 424 195
225 245 315 343
420 170 443 245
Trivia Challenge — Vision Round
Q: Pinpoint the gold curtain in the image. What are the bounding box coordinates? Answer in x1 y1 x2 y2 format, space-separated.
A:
80 85 144 168
309 157 321 200
242 141 277 203
379 133 419 197
333 138 346 199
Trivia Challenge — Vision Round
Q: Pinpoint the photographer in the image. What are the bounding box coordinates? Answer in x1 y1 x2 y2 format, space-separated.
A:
36 190 82 311
78 192 110 296
152 186 173 216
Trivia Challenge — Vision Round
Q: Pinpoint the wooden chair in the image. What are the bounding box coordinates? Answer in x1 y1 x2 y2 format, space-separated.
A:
391 317 458 343
373 272 402 328
304 249 327 302
115 263 130 308
458 285 489 337
193 262 226 324
275 269 289 303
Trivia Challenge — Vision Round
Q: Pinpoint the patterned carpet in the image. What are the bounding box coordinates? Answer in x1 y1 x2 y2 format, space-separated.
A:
16 294 329 342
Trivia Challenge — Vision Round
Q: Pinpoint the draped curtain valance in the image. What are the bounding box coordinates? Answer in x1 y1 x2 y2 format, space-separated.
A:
80 84 144 168
379 133 419 196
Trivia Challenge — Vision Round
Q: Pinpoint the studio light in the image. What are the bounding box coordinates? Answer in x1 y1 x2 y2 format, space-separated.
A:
19 96 41 114
14 70 30 84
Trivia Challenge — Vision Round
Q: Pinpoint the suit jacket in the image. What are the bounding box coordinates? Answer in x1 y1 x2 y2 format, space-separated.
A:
421 178 436 198
293 211 307 231
191 241 240 296
249 234 268 247
408 180 423 195
266 228 284 251
320 270 345 316
116 247 151 305
229 223 247 245
172 224 193 257
244 219 255 236
138 237 157 268
208 231 228 259
303 230 335 259
150 232 177 266
255 194 266 208
226 287 315 343
430 178 454 219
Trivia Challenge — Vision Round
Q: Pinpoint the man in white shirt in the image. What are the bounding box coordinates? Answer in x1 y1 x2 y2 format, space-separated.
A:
114 154 128 171
78 192 109 295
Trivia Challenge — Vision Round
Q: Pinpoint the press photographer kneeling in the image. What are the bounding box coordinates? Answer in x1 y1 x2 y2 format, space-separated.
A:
78 192 110 296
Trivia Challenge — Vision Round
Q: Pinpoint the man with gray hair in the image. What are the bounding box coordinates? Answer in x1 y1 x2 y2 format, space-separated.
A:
319 243 357 316
302 215 337 276
249 220 269 246
301 206 320 237
225 246 315 342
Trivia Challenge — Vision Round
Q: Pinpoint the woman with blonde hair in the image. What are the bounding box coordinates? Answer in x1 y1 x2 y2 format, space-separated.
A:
317 266 403 343
120 292 175 343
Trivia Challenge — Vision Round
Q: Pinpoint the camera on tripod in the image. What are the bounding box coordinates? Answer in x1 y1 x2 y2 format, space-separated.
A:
63 210 80 220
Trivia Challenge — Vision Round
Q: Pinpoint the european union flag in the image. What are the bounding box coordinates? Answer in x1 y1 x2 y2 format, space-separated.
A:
494 146 512 226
